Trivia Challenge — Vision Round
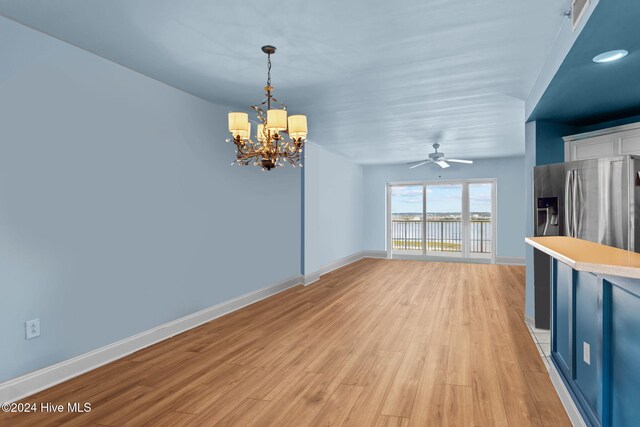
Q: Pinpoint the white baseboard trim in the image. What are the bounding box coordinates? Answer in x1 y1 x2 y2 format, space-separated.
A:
362 250 387 259
0 274 302 404
303 251 364 286
525 315 536 327
547 359 587 427
302 272 320 286
303 250 388 286
391 254 492 264
496 256 526 266
359 252 523 266
317 252 364 276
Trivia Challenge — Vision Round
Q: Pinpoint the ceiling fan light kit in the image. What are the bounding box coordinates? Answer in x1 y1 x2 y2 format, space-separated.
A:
407 143 474 169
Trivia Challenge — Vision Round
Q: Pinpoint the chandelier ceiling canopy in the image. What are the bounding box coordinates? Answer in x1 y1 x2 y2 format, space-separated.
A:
227 45 307 171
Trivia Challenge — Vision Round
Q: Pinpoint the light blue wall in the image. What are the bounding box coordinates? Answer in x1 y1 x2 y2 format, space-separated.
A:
0 17 301 382
304 142 363 275
524 122 537 319
362 156 525 259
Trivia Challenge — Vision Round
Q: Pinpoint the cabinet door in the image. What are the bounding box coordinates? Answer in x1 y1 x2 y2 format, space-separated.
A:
553 260 573 376
619 130 640 155
574 271 600 419
571 135 617 161
610 278 640 427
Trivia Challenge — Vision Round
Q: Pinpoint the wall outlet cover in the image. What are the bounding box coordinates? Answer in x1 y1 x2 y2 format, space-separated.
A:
26 319 40 339
583 341 590 365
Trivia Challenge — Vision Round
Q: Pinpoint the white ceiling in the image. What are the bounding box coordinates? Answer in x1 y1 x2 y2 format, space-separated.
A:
0 0 568 164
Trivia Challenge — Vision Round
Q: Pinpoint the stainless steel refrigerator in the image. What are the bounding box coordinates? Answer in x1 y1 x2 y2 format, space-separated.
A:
532 155 640 328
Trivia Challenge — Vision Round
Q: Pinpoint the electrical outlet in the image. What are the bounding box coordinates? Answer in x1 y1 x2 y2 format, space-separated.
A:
583 341 591 365
26 319 40 339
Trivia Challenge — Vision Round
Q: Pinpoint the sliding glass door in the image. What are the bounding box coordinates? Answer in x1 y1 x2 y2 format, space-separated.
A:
390 185 424 255
425 183 463 256
469 182 493 260
388 179 495 262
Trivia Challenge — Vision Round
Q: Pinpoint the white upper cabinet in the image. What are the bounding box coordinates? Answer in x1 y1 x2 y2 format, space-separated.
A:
564 122 640 161
620 129 640 155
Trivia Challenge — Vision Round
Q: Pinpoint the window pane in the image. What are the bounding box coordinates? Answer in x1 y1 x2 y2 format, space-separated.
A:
391 185 423 254
469 183 492 256
426 184 462 253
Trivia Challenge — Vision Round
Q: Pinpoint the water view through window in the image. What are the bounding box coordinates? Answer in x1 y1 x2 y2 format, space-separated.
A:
469 182 493 255
390 181 493 259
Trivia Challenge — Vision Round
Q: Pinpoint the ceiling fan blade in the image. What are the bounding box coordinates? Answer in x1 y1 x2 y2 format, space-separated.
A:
446 159 474 164
408 160 429 169
435 160 450 169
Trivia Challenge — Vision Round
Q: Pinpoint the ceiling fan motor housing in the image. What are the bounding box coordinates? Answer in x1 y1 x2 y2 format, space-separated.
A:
429 142 444 159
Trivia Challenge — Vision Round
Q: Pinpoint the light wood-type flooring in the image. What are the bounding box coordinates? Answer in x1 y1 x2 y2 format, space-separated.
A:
1 259 570 426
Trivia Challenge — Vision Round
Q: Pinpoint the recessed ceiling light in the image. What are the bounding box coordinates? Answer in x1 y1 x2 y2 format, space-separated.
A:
593 49 628 63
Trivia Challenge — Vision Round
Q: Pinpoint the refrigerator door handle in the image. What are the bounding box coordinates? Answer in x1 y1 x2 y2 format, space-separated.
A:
575 171 583 237
565 170 573 237
565 169 580 238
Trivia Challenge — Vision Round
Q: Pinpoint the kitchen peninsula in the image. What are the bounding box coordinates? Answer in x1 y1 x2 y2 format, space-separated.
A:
526 236 640 427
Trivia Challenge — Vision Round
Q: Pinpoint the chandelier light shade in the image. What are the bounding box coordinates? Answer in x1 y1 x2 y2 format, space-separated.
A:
244 122 251 139
226 45 307 171
231 121 249 139
228 112 248 132
266 109 287 130
288 115 308 139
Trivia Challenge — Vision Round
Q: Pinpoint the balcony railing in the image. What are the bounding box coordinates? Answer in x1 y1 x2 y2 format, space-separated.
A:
391 219 492 253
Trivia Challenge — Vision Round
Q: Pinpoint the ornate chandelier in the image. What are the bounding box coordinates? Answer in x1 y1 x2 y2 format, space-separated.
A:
227 45 308 171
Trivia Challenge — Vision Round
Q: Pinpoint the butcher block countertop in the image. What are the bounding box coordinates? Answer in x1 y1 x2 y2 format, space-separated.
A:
526 236 640 279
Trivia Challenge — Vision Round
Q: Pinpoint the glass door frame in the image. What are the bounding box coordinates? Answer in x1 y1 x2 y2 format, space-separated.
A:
386 178 497 264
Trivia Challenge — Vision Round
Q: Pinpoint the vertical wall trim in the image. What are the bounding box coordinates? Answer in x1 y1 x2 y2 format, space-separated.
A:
551 258 557 355
597 278 612 427
491 179 498 264
570 268 577 380
462 182 470 258
385 184 392 259
301 146 305 275
422 184 427 256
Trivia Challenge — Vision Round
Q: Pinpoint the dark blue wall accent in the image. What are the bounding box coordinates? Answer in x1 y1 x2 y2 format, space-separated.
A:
528 116 639 169
535 121 578 166
528 1 640 126
578 113 640 134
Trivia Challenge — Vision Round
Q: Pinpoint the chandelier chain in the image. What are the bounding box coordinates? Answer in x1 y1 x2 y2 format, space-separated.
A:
267 53 272 88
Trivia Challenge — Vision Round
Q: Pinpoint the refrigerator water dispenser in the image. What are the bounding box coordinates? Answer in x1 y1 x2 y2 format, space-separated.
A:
537 197 559 236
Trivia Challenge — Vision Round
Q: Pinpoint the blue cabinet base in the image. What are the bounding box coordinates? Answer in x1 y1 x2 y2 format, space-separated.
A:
551 259 640 427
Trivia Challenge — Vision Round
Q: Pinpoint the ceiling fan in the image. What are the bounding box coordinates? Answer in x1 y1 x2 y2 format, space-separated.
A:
407 143 474 169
